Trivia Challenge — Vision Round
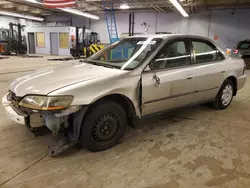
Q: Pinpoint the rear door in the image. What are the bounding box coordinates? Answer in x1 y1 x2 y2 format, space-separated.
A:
191 37 226 101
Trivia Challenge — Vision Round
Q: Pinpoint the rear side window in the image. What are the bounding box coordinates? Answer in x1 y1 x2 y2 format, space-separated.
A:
238 42 250 49
192 39 224 64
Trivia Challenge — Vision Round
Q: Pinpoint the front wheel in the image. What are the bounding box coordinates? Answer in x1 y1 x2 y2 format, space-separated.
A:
80 100 127 152
213 79 234 110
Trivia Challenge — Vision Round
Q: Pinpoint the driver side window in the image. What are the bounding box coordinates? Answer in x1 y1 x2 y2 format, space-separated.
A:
150 39 191 70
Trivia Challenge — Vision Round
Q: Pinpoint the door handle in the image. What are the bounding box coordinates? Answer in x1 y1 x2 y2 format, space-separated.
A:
221 71 225 73
187 76 193 80
153 74 160 86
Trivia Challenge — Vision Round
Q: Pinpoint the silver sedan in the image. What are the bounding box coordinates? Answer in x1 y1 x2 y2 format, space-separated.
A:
2 34 247 155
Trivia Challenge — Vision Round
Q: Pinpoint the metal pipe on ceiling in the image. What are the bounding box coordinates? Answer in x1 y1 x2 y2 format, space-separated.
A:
152 5 163 13
77 1 102 11
5 0 56 14
156 5 166 13
159 0 178 12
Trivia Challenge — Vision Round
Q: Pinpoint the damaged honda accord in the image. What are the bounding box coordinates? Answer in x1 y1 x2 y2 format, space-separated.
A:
2 35 247 156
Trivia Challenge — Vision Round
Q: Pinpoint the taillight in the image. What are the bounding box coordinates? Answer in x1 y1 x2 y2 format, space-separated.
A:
234 49 239 54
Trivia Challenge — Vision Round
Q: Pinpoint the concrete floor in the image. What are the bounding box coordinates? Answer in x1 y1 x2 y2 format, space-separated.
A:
1 56 250 188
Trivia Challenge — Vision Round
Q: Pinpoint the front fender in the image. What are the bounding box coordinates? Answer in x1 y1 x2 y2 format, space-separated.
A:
48 73 141 117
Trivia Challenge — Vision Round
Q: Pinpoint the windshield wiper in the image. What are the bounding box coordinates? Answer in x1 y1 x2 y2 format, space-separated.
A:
81 60 118 69
100 64 116 69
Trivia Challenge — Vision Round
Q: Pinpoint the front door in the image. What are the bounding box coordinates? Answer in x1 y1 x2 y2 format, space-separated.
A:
50 33 59 55
141 38 196 116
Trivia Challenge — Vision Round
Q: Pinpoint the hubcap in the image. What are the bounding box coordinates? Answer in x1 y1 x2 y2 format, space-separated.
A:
221 84 233 106
92 113 119 142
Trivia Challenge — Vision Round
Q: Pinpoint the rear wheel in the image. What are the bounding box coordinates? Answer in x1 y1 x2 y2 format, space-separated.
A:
80 100 127 152
213 79 234 110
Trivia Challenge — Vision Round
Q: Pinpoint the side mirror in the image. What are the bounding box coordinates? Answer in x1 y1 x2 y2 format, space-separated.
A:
144 65 151 71
149 60 159 70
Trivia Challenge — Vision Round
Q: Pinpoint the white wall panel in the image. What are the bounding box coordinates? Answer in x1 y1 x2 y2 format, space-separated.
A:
133 12 157 35
156 13 183 34
91 9 250 50
90 15 109 43
0 16 42 29
188 12 210 37
179 18 189 34
209 10 239 49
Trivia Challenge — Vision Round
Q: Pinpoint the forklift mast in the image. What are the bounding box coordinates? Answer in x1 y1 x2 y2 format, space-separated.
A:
0 22 27 55
82 26 86 46
70 25 103 58
129 12 135 36
75 26 79 56
9 22 27 55
90 32 100 44
0 29 9 42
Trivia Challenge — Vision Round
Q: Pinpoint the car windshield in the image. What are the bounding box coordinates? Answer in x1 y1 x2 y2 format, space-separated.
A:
86 37 162 70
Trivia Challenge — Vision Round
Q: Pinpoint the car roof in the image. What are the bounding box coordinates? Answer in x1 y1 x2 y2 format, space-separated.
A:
129 34 209 40
129 34 178 38
238 40 250 43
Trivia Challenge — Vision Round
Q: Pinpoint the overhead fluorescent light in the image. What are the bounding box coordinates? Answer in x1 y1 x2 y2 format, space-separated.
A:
0 10 44 21
120 4 130 9
58 8 99 20
169 0 189 17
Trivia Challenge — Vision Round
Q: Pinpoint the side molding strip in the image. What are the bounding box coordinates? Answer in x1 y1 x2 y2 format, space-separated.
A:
144 87 219 104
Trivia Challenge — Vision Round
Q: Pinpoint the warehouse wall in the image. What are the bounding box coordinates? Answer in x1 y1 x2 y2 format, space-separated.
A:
0 16 43 29
91 9 250 50
25 26 75 55
45 14 89 27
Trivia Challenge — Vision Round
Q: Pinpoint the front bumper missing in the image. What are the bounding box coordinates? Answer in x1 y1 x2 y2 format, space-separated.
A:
2 93 49 135
2 93 27 125
2 92 88 156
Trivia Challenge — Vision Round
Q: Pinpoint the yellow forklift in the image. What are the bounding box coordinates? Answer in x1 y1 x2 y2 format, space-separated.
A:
0 23 27 55
70 26 104 58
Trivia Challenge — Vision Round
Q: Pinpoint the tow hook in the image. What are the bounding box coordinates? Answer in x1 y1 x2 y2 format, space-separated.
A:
47 135 79 157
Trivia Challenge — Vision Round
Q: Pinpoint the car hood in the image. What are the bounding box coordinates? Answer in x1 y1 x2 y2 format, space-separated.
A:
10 62 127 97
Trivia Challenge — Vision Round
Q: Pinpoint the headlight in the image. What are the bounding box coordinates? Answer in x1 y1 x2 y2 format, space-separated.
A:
19 95 74 111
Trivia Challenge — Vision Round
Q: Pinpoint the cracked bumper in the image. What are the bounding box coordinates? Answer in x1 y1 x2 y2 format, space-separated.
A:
2 93 28 125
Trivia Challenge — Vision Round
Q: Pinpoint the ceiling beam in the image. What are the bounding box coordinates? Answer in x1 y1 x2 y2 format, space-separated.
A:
5 0 60 14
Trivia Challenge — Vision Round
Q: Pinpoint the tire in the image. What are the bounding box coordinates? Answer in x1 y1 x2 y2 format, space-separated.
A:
213 79 234 110
80 100 127 152
72 51 77 57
